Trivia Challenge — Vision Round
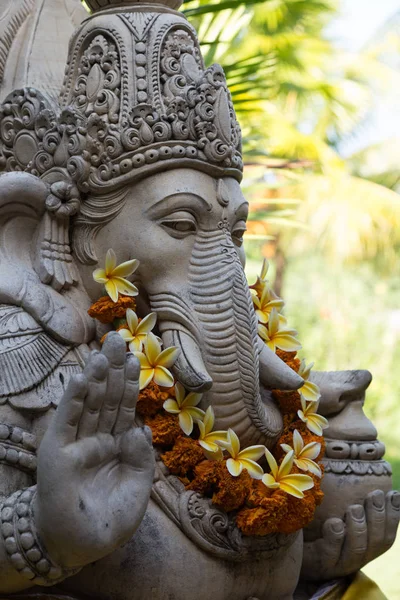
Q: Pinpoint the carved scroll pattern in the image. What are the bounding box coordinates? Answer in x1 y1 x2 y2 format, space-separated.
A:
158 26 242 167
152 458 297 562
323 459 392 477
70 35 122 126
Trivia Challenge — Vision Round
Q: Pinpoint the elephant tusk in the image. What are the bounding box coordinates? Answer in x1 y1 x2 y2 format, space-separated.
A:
258 338 304 390
161 328 213 393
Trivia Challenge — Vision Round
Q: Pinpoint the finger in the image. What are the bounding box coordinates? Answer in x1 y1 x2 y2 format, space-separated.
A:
320 518 346 571
113 353 140 435
384 491 400 551
341 504 368 570
98 332 127 433
53 374 87 443
77 352 109 439
365 490 386 563
78 343 91 364
120 426 154 473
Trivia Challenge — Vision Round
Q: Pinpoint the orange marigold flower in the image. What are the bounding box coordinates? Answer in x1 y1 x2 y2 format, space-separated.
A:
246 479 276 508
212 462 252 512
276 349 300 370
272 389 302 415
277 489 317 534
187 460 220 495
144 413 182 446
188 460 252 513
266 468 324 535
313 477 325 507
136 381 171 417
283 414 297 429
162 437 204 476
236 491 289 536
88 295 136 324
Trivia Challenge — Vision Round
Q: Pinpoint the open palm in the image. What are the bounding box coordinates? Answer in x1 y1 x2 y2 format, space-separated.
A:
36 333 155 569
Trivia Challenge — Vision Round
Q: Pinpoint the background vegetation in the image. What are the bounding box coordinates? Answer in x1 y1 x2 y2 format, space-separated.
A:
83 0 400 595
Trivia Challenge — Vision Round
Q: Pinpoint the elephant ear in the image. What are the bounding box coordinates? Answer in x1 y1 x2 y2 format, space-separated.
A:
0 87 94 344
0 170 94 346
0 88 84 291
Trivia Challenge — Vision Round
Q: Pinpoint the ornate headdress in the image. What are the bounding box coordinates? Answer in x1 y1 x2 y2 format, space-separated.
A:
0 0 243 194
0 0 243 290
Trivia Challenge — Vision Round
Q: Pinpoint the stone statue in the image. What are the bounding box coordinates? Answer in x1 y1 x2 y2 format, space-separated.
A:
0 1 398 599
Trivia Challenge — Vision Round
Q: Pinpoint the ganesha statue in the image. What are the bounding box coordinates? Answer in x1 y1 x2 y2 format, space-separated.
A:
0 1 398 599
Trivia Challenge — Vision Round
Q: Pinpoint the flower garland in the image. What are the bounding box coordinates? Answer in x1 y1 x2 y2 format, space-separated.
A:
88 251 328 536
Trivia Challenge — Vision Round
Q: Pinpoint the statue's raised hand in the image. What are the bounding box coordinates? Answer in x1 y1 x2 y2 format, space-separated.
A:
302 490 400 581
36 332 155 569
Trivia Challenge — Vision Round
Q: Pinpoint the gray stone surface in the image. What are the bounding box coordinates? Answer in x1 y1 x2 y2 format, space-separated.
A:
0 1 398 598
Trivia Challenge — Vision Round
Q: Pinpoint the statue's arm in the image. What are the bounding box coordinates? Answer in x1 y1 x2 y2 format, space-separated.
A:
0 332 155 593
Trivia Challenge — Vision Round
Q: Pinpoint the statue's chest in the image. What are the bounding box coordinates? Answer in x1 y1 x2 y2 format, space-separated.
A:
63 498 302 600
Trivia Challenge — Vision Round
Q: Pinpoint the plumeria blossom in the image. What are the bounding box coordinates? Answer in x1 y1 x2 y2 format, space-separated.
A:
250 258 270 298
258 308 302 353
263 449 314 499
221 429 265 479
93 249 139 303
297 360 321 403
281 430 322 477
197 407 228 460
118 309 157 352
298 397 329 436
134 332 180 390
252 284 285 325
163 382 205 436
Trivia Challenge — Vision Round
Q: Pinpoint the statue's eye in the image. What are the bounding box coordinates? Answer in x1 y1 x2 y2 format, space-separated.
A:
172 220 196 232
160 212 197 238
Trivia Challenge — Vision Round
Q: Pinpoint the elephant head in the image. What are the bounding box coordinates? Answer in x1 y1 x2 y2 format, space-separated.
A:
76 168 303 448
0 2 303 449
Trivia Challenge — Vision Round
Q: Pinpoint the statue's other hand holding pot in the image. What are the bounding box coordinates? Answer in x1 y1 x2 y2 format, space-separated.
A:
301 489 400 581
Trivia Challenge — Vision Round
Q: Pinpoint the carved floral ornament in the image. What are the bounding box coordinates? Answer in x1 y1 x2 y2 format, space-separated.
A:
88 252 329 537
85 0 184 10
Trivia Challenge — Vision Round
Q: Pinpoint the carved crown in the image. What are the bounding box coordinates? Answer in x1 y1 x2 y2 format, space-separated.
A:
86 0 183 12
0 3 243 195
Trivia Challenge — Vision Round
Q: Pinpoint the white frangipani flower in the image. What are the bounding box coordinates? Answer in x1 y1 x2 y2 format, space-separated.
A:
281 429 322 477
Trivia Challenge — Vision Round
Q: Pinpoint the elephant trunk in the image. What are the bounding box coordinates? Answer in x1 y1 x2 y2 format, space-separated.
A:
188 228 283 447
151 228 293 447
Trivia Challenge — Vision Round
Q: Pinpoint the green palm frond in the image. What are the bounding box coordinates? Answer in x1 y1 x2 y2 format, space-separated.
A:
183 0 266 18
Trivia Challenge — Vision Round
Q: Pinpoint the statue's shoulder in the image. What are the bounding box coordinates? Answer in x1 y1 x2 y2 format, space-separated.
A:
0 303 83 411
